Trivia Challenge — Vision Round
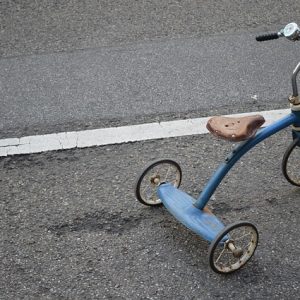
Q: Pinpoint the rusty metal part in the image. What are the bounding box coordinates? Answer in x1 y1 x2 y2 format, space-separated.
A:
291 125 300 131
227 241 244 258
150 174 161 185
203 205 213 214
289 95 300 105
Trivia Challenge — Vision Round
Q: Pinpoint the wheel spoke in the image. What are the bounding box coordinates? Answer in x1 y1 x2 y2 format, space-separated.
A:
164 165 171 182
246 241 252 248
234 232 251 241
142 183 152 194
215 247 226 264
149 190 157 201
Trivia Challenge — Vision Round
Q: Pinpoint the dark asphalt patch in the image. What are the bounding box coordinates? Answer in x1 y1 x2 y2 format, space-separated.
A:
48 210 143 236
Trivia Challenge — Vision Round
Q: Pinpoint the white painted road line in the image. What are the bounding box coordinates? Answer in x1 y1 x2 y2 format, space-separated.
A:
0 109 291 157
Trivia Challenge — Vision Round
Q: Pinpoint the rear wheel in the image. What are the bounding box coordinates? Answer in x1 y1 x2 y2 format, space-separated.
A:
282 138 300 186
208 221 259 274
135 159 182 206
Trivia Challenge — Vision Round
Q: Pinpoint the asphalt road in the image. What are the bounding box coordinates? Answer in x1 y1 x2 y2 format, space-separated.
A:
1 0 300 58
1 1 300 299
0 33 299 139
1 1 300 138
1 130 299 299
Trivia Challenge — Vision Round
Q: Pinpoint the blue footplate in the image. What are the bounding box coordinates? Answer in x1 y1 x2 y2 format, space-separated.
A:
157 183 225 242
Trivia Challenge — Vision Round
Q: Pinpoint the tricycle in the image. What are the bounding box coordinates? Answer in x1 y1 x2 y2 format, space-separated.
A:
135 22 300 274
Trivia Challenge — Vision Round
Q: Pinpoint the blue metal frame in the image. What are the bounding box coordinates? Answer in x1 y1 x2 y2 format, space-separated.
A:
292 128 300 141
157 183 226 242
156 111 300 242
194 112 299 209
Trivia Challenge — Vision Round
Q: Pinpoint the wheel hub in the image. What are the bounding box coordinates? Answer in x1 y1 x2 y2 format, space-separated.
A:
232 247 243 258
150 175 161 185
226 240 244 258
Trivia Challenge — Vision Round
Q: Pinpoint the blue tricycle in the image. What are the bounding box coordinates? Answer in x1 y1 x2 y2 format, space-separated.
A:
135 23 300 274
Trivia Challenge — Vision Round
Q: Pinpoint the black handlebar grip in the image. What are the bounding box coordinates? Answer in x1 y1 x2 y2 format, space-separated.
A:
255 33 279 41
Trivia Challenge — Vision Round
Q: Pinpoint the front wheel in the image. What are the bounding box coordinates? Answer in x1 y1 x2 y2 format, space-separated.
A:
282 137 300 186
208 221 259 274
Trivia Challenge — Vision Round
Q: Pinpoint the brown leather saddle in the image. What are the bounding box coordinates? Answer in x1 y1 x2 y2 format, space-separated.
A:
206 115 265 142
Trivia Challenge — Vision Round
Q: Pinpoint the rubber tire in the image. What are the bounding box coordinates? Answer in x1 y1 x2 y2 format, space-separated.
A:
282 138 300 187
135 159 182 206
208 221 259 274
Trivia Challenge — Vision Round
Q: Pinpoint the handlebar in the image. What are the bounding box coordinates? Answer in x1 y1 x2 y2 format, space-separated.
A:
256 22 300 42
256 33 280 42
256 22 300 100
